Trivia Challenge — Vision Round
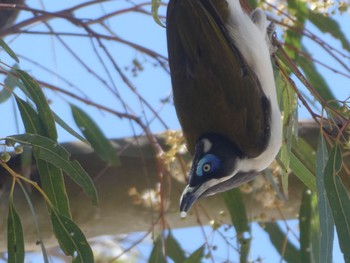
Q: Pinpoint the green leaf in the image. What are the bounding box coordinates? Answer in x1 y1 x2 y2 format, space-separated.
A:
148 235 166 263
0 70 17 103
7 198 25 263
308 12 350 52
166 231 186 263
298 46 338 109
299 189 313 263
6 134 98 205
290 151 316 191
0 39 19 63
324 145 350 262
152 0 165 27
184 245 205 263
53 112 89 144
223 188 250 263
71 105 120 166
15 95 46 135
51 209 93 263
263 222 301 263
277 67 297 195
316 136 334 263
15 97 71 216
15 69 57 140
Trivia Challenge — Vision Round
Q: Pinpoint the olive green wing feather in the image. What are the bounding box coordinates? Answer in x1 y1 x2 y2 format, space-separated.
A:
167 0 270 157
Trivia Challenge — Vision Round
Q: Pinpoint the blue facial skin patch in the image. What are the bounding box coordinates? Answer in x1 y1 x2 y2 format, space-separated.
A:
196 154 222 176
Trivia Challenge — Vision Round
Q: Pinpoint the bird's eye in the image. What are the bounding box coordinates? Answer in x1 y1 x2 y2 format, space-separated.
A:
202 163 211 173
196 154 221 176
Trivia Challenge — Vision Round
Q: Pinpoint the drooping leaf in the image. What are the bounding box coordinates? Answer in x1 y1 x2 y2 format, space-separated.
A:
148 235 166 263
0 39 19 62
6 134 98 204
71 105 120 166
166 231 186 263
324 145 350 262
299 189 313 263
152 0 165 27
15 69 57 140
223 188 250 263
316 135 334 263
290 151 316 191
15 97 71 216
298 46 338 109
184 245 205 263
7 198 25 263
51 209 93 263
53 112 89 144
276 66 297 195
263 222 301 263
308 12 350 52
0 70 17 103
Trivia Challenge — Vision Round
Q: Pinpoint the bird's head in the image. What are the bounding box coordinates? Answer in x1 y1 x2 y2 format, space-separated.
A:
180 133 258 215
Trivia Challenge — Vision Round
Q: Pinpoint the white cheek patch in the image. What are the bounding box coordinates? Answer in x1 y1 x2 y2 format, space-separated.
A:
202 138 212 153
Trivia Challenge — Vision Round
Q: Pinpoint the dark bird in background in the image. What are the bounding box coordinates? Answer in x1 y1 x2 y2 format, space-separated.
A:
166 0 282 216
0 0 23 31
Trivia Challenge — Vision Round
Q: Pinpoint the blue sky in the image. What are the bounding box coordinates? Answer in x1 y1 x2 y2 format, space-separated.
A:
0 0 349 262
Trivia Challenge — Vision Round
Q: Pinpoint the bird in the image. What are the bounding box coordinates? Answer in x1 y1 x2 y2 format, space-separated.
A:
166 0 282 216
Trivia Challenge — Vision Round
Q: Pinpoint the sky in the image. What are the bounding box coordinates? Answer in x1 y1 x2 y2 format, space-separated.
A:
0 0 349 262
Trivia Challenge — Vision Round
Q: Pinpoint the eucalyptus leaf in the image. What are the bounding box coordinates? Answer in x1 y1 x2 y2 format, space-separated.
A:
309 12 350 52
223 188 250 263
0 38 19 62
299 189 313 263
7 198 25 263
166 231 186 263
51 209 93 263
0 71 17 103
15 69 57 140
324 145 350 262
15 97 71 216
263 222 301 263
290 151 316 191
148 235 166 263
6 134 98 205
316 136 334 263
71 105 120 166
53 112 89 144
152 0 165 27
184 245 205 263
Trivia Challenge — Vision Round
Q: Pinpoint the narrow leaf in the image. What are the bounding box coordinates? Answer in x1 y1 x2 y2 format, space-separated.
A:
15 69 57 140
184 245 205 263
6 134 98 204
53 112 89 144
166 231 186 263
290 152 316 191
7 198 25 263
71 105 119 166
324 145 350 262
148 235 166 263
263 222 301 263
0 39 19 62
299 189 313 263
299 46 338 109
316 136 334 263
0 71 17 103
151 0 165 27
223 188 250 263
51 209 93 263
309 12 350 52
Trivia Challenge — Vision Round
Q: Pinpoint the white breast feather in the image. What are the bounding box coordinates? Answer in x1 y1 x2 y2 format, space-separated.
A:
226 0 282 172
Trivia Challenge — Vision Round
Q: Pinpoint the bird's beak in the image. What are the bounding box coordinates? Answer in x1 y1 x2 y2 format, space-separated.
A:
179 184 201 216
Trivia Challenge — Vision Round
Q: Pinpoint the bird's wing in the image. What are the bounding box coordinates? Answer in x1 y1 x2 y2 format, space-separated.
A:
167 0 271 157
